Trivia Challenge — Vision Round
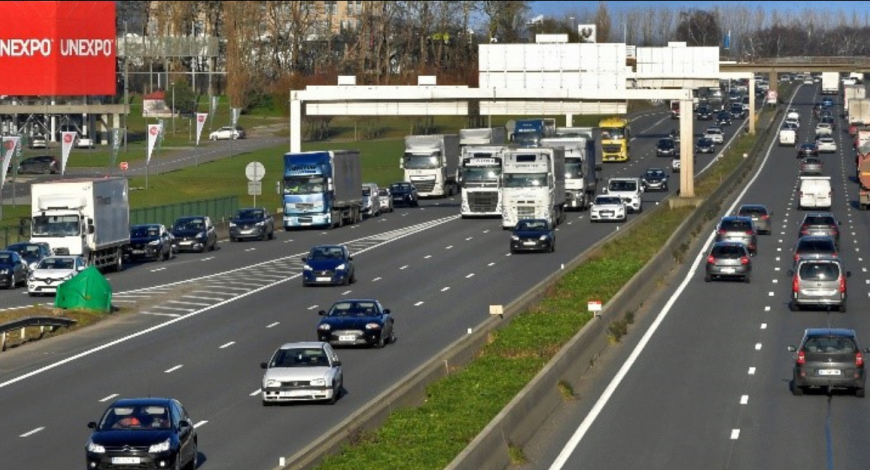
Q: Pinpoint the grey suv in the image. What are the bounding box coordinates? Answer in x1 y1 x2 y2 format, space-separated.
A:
714 216 758 255
705 242 751 283
788 258 850 312
788 328 869 397
735 204 773 235
799 213 840 247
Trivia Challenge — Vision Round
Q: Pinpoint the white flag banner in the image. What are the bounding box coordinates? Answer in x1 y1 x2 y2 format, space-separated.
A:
60 132 76 175
195 113 208 146
0 136 20 189
146 124 161 164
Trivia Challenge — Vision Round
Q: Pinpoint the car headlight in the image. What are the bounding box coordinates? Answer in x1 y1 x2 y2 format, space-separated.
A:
63 273 74 280
148 438 171 453
87 440 105 454
511 235 519 241
318 324 331 331
148 239 161 246
0 269 7 275
335 263 346 271
303 265 312 271
365 323 381 330
310 378 326 386
29 262 37 271
539 235 549 240
229 222 237 227
196 231 206 239
256 221 265 226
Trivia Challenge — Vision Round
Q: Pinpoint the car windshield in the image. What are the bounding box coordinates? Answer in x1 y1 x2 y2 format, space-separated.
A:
390 183 411 192
284 176 325 195
706 129 722 135
800 145 816 150
328 301 379 317
308 246 344 261
799 262 840 280
609 180 637 191
738 206 766 216
270 348 329 368
236 209 264 219
804 336 856 354
600 127 626 140
31 215 80 237
462 167 501 182
378 189 389 196
38 258 75 270
596 197 621 205
362 188 372 196
565 159 583 179
174 218 205 231
803 158 820 164
516 220 547 231
7 244 42 260
645 170 665 178
805 216 835 225
131 226 160 238
712 245 745 258
98 405 171 431
0 253 13 264
721 220 752 231
658 139 673 148
697 139 712 146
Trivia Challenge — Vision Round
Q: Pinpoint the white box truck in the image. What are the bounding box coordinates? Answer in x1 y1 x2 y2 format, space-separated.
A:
402 134 460 198
30 177 130 271
848 99 870 127
821 72 839 95
501 147 566 229
541 129 598 211
844 84 866 112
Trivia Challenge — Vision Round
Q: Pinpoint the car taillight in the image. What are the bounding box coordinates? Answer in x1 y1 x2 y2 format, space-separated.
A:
797 350 806 364
793 275 800 293
794 253 800 261
857 351 865 367
707 255 715 264
718 229 726 235
745 230 754 235
840 276 846 293
761 215 770 220
741 256 749 265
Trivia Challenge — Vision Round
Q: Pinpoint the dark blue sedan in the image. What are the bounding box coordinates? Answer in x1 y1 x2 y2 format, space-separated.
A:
302 245 356 286
510 219 555 254
696 137 715 154
317 299 395 348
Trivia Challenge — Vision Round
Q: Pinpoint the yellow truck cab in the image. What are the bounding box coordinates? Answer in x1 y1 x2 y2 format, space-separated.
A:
599 117 631 162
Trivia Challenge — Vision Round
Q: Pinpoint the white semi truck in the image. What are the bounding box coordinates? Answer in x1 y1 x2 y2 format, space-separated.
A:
821 72 839 95
844 84 866 113
848 99 870 128
501 147 566 229
401 134 460 198
458 128 507 218
542 127 598 211
30 177 130 271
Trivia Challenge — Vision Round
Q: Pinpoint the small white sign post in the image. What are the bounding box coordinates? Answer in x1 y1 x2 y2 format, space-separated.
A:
246 161 265 206
588 300 603 317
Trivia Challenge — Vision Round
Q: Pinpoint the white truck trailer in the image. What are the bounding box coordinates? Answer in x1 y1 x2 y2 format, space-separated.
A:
30 177 130 271
501 147 566 229
821 72 839 95
401 134 460 198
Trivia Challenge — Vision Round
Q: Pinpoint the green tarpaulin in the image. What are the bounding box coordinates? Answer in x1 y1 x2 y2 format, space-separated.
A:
54 266 112 313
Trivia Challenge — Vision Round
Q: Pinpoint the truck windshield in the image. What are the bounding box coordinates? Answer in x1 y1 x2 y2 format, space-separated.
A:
601 127 626 140
461 167 500 183
503 173 547 188
565 158 583 178
284 176 325 195
514 134 540 147
32 215 80 237
403 153 441 169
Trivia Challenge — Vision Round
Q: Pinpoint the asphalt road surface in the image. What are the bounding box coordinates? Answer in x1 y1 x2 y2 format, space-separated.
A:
0 105 752 470
524 84 870 470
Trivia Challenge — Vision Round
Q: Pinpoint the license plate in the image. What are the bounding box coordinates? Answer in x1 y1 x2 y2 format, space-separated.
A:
180 241 192 245
818 369 842 376
523 241 537 246
339 335 356 342
288 390 315 397
111 457 141 465
721 268 735 273
601 212 613 216
315 277 331 282
131 249 144 254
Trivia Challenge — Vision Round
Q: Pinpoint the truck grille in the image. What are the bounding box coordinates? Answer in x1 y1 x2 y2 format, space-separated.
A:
413 181 435 193
469 192 498 212
54 247 70 255
603 144 622 153
517 205 536 219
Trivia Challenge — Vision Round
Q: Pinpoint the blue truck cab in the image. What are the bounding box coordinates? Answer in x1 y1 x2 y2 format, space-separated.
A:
282 150 363 229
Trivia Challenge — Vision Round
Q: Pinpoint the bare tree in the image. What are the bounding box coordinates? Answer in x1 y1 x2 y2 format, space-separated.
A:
675 9 721 47
594 2 611 43
481 1 530 43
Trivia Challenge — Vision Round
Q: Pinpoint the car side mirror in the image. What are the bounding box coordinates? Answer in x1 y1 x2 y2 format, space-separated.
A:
383 309 391 314
838 221 842 225
787 345 797 352
301 256 308 262
179 420 190 429
318 310 326 316
787 270 795 277
260 362 268 369
333 361 342 367
77 266 85 272
88 225 95 235
864 348 870 354
87 421 97 429
602 188 608 194
348 256 353 261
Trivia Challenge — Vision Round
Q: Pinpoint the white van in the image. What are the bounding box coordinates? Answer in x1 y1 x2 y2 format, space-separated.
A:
361 183 381 217
779 128 797 146
799 177 832 210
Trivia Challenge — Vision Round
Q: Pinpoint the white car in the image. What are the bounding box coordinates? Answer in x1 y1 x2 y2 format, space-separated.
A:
704 127 724 144
590 195 627 222
672 156 681 173
29 134 47 149
786 109 801 121
377 187 393 213
603 177 643 213
209 126 245 140
814 123 833 137
816 137 837 153
260 341 343 405
804 76 815 85
27 255 86 297
785 118 800 129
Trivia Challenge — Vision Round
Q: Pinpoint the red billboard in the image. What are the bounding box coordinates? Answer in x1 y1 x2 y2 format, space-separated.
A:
0 1 116 96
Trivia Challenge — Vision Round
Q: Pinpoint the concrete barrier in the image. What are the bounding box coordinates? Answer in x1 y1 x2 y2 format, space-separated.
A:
443 106 783 470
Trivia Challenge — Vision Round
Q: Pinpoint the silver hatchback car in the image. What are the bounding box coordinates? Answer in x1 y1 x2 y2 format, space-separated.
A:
715 216 758 255
735 204 772 235
705 241 752 283
788 258 851 312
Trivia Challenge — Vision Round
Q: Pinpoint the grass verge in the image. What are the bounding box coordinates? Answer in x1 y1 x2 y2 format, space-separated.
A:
0 306 123 350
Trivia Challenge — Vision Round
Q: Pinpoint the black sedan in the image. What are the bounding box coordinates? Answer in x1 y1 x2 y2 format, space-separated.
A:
716 111 732 126
0 250 27 289
126 224 174 261
317 299 395 348
797 143 819 158
302 244 356 286
389 182 419 207
18 155 59 174
656 138 676 157
640 168 669 192
229 207 275 242
86 397 198 470
696 106 713 120
510 219 555 253
696 138 715 154
5 241 52 272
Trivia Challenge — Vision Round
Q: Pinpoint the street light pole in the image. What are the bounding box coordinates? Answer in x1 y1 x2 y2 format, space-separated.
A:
172 84 176 135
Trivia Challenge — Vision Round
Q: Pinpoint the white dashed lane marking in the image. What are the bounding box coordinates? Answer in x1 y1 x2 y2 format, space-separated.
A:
372 277 382 282
99 394 119 402
740 395 749 405
764 306 770 312
414 301 424 306
749 367 756 375
193 421 208 429
19 427 44 438
266 322 280 328
441 287 450 292
466 273 475 278
342 290 352 295
755 343 762 350
164 365 183 373
761 323 767 329
731 429 740 440
250 389 261 396
424 255 432 259
307 305 318 310
219 342 235 349
400 265 409 270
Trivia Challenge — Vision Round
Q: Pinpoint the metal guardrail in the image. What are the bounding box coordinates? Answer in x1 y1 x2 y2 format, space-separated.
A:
0 316 77 351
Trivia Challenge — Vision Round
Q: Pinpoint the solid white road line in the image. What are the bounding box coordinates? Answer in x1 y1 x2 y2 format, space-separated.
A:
20 427 44 438
139 312 182 318
99 394 119 402
546 90 793 470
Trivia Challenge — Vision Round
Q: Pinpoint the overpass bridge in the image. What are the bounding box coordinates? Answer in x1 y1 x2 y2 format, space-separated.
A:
721 57 870 94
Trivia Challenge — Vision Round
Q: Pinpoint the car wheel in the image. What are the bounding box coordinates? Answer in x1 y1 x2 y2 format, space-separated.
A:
262 400 272 407
744 275 751 284
185 442 198 470
327 381 340 405
375 333 385 349
268 229 275 240
229 237 236 243
388 325 396 344
857 387 866 398
549 241 555 253
791 380 804 396
789 301 799 312
839 304 847 313
704 274 712 283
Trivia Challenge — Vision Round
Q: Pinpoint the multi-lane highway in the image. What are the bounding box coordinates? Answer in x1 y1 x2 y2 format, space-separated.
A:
528 83 870 470
0 102 753 469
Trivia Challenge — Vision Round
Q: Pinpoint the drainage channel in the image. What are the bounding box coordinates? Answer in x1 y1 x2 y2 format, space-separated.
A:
113 216 460 316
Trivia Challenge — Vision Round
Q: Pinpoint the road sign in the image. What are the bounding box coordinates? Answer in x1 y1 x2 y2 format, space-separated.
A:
247 181 262 196
588 300 602 315
766 90 778 103
246 161 265 182
119 161 129 171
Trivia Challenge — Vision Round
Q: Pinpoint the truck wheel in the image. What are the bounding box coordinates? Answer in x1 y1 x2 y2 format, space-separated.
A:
337 211 344 228
114 250 124 272
355 207 362 224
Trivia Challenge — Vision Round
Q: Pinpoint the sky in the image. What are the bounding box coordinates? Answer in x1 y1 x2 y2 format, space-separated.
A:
530 1 866 19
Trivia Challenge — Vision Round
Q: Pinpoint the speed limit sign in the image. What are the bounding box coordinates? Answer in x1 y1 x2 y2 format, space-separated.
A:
119 161 129 171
